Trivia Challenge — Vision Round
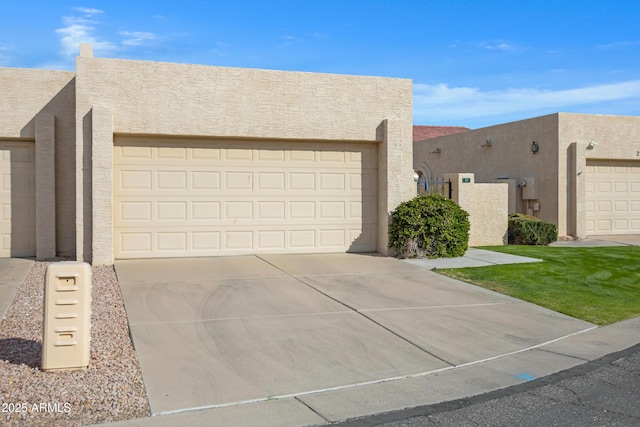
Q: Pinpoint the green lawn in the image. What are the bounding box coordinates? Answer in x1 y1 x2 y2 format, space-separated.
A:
436 245 640 325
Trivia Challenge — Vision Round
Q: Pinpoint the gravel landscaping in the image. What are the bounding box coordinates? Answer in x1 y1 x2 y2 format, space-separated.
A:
0 261 150 426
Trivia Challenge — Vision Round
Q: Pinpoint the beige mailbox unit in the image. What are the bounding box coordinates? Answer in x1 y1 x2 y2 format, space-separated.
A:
42 262 92 371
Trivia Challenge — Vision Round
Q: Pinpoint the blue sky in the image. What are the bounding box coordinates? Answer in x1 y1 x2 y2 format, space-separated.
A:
2 1 639 129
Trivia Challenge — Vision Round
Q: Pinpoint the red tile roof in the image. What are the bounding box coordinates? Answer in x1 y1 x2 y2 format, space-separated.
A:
413 125 470 141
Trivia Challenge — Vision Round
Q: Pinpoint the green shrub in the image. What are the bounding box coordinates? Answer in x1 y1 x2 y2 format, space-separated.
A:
508 213 558 245
388 194 470 258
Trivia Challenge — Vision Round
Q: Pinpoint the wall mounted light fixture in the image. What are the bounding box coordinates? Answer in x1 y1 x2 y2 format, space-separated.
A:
481 139 492 147
431 147 442 154
531 141 539 154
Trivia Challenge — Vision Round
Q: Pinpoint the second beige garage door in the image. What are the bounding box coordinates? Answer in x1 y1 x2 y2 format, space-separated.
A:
114 137 378 259
585 159 640 235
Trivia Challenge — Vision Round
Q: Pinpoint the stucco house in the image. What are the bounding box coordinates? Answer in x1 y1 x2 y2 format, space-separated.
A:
0 44 415 264
414 113 640 239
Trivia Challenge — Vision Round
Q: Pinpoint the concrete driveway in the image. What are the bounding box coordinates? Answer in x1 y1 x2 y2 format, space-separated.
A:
592 234 640 246
0 258 34 318
115 253 595 417
551 234 640 247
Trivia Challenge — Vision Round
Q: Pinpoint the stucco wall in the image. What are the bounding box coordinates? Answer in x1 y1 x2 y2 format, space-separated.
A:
74 52 413 263
558 113 640 237
415 114 561 234
472 183 509 245
75 57 412 141
446 174 508 246
0 68 76 256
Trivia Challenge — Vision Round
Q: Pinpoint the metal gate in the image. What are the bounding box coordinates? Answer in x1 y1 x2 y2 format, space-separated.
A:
417 178 452 198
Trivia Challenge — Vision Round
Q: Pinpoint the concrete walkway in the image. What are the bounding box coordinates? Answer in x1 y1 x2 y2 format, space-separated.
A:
105 251 618 427
405 248 541 269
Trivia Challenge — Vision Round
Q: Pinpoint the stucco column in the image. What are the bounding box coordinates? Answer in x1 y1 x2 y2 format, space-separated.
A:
91 105 114 265
377 118 414 255
571 142 588 238
35 113 56 260
446 173 477 244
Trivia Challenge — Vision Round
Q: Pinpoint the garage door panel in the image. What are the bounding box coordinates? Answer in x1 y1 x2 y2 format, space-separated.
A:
114 138 377 258
257 145 286 161
289 172 315 190
157 170 187 190
157 201 188 221
614 182 628 192
157 146 187 160
118 170 152 190
193 231 221 251
257 201 285 220
116 198 376 227
118 145 152 159
586 219 595 234
257 230 285 249
614 201 628 212
119 201 152 222
257 172 285 190
116 225 379 258
319 149 345 163
586 160 640 235
225 201 253 220
613 220 629 232
157 232 187 252
192 171 221 190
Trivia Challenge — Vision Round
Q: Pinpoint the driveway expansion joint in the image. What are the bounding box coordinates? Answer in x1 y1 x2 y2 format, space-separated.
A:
294 397 331 424
255 255 456 365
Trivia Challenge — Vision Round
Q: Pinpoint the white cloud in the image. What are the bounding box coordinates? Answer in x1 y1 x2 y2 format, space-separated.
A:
119 31 156 47
414 80 640 124
478 41 518 51
55 9 117 57
451 40 523 53
73 7 103 16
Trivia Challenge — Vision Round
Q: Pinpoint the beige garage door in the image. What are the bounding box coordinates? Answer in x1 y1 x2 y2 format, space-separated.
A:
0 141 36 257
113 137 378 259
585 160 640 235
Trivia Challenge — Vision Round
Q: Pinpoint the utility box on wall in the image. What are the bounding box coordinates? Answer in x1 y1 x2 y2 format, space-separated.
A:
521 177 538 200
42 262 92 371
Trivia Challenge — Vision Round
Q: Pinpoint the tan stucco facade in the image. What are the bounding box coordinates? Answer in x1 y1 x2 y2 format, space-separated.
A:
1 45 414 263
445 173 508 246
0 68 76 258
415 113 640 239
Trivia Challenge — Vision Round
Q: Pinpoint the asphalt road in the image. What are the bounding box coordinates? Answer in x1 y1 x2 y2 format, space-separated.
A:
330 343 640 427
